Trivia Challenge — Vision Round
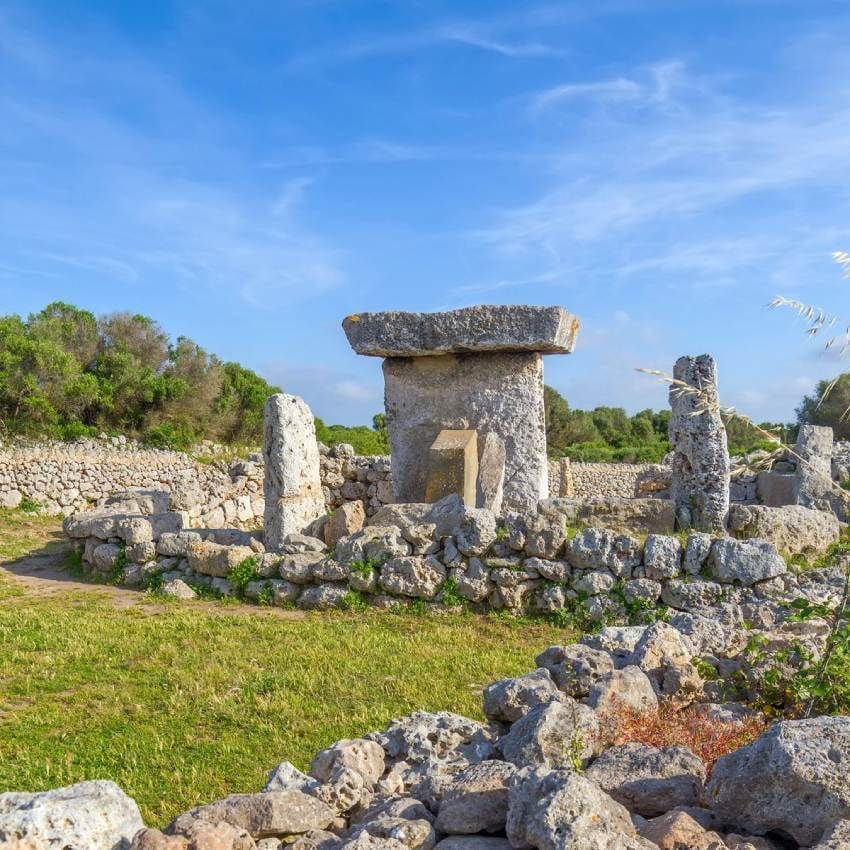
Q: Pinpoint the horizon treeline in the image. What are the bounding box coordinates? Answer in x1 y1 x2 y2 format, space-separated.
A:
0 301 834 460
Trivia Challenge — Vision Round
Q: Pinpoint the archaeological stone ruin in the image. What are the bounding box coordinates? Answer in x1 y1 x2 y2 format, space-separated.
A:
343 305 579 514
8 305 850 849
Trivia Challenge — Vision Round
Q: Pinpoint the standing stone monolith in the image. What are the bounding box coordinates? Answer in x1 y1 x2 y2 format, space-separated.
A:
263 393 325 552
794 424 836 513
342 305 579 513
668 354 730 532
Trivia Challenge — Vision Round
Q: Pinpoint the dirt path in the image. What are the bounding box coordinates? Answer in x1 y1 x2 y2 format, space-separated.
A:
0 537 307 619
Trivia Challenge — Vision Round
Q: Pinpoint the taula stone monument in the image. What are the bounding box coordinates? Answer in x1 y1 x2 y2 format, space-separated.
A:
669 354 730 532
343 305 579 513
263 393 324 551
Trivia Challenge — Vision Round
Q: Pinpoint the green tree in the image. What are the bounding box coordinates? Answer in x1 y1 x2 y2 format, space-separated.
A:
797 374 850 440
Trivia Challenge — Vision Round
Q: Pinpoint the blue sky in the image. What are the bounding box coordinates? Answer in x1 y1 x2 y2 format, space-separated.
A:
2 0 850 425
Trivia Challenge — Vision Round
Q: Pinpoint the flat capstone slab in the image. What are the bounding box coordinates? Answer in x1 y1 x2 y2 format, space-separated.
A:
342 305 579 358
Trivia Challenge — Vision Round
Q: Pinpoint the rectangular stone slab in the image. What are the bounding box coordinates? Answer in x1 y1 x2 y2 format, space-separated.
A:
343 305 579 357
425 429 478 507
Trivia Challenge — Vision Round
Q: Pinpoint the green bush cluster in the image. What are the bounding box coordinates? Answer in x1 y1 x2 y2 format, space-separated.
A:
0 302 281 450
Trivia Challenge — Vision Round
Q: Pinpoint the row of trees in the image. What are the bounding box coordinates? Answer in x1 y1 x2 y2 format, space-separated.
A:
2 301 846 458
543 385 792 462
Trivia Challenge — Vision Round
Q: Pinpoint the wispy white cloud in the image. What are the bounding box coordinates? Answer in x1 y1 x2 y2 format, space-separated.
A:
531 78 643 112
437 25 565 59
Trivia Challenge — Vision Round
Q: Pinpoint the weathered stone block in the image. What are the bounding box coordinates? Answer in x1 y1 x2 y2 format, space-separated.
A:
425 429 478 507
669 355 730 532
342 305 579 357
383 352 547 512
263 394 324 551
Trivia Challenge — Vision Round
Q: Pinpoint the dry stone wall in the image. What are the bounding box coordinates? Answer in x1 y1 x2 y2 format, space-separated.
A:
566 462 661 500
0 438 392 526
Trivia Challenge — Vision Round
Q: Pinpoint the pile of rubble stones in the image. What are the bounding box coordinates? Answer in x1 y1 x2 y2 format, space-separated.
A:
2 619 848 849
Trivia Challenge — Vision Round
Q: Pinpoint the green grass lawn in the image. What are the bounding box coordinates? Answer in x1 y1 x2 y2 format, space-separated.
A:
0 510 573 826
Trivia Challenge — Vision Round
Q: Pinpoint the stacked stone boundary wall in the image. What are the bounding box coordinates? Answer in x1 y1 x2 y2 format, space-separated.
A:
568 462 660 500
0 439 392 527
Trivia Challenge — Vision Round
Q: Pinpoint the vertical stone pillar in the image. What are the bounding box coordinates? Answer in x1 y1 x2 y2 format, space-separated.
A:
668 354 730 532
795 424 834 512
263 393 325 551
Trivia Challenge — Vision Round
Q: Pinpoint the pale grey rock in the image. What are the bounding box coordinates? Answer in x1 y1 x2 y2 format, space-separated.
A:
587 666 659 716
0 780 143 850
382 352 549 513
572 571 615 596
728 503 841 557
435 839 510 850
297 583 349 610
271 579 301 606
706 716 850 845
353 816 435 850
642 534 682 580
661 578 722 610
187 541 255 578
623 579 662 607
683 532 712 575
668 355 730 532
311 739 385 789
630 622 695 674
342 305 578 357
451 558 492 603
526 557 570 582
567 528 641 578
311 558 346 582
454 509 497 556
336 527 411 567
435 761 516 835
279 553 324 584
499 699 599 769
533 584 568 614
372 711 495 769
795 424 835 513
263 393 325 551
477 432 506 514
506 767 645 850
325 501 366 548
581 626 648 666
535 644 616 698
482 668 564 723
379 556 446 598
708 538 786 585
575 496 675 535
161 578 197 600
523 513 567 560
92 542 122 571
169 791 335 839
282 533 327 554
585 743 706 816
156 531 202 557
114 515 154 545
264 762 320 794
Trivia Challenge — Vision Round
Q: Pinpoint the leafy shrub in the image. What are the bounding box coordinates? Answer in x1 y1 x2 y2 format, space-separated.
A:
227 556 259 597
17 497 41 514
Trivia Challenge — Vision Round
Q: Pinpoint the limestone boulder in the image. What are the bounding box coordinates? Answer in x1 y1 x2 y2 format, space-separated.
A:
584 743 706 816
637 810 725 850
642 534 682 580
336 527 411 567
296 584 348 610
506 767 648 850
707 539 786 586
587 666 659 716
325 501 366 548
435 761 516 835
187 541 255 578
728 504 841 557
535 644 616 698
168 791 335 839
705 716 850 845
575 497 675 535
499 700 599 769
379 556 446 598
567 528 642 578
310 739 385 789
161 578 197 600
482 668 564 723
0 780 144 850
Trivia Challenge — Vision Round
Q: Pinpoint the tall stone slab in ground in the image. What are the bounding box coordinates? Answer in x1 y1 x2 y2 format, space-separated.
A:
426 430 478 507
668 354 730 532
795 424 834 512
343 305 579 513
263 394 324 551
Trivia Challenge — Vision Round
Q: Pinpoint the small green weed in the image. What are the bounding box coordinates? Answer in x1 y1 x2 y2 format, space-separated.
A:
437 577 465 608
18 496 41 514
227 556 259 597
